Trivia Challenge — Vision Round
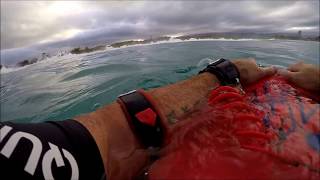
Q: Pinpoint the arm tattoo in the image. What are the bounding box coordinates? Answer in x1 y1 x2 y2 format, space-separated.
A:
166 110 177 124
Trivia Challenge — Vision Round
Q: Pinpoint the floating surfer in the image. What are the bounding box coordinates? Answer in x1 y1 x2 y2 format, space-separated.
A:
0 58 319 179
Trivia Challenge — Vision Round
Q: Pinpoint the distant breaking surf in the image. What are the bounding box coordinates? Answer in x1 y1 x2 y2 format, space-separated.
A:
105 37 274 50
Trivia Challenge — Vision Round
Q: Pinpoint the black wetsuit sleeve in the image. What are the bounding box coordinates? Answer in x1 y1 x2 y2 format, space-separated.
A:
0 120 106 180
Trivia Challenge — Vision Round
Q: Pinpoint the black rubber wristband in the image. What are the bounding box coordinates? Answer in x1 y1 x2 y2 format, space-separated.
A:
199 58 240 85
117 90 164 148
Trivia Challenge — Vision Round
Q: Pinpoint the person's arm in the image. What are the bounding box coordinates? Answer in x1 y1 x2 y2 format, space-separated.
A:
75 73 219 179
74 58 276 179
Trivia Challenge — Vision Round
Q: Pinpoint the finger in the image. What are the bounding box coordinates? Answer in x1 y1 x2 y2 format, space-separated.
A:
277 69 297 82
288 61 303 72
259 66 277 78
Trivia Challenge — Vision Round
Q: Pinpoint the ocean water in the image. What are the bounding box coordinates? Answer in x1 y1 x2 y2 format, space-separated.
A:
0 39 319 122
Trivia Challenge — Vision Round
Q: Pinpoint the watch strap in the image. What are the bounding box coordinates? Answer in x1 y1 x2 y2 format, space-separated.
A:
199 58 240 85
117 90 164 148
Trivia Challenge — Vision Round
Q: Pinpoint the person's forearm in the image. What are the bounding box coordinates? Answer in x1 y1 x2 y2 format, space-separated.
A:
74 72 219 179
148 72 219 126
76 102 149 179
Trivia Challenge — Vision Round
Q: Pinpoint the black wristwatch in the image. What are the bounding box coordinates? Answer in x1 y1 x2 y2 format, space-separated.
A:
117 90 164 148
199 58 240 86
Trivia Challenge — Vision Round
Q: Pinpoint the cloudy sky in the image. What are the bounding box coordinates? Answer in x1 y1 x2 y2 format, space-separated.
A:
1 1 319 63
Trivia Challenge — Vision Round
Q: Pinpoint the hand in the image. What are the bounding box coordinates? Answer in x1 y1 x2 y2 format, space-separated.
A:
277 62 320 92
232 58 276 85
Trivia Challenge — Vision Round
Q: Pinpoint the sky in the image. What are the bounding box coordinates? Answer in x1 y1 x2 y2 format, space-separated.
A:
1 0 319 65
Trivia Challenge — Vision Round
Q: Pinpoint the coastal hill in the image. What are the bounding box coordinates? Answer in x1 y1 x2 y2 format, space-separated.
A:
70 45 106 54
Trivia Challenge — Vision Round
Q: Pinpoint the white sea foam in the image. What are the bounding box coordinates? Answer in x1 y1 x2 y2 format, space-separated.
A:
0 66 24 74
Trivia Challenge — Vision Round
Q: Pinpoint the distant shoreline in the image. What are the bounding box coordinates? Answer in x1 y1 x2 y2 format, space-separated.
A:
69 33 319 54
69 35 320 55
1 32 319 70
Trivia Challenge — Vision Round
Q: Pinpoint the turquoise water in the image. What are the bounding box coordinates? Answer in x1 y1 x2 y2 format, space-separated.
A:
1 39 319 122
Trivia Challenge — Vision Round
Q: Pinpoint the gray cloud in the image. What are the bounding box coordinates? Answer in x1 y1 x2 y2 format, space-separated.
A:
1 0 319 64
